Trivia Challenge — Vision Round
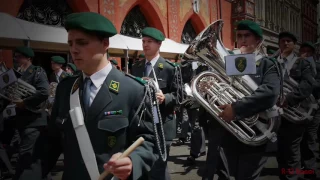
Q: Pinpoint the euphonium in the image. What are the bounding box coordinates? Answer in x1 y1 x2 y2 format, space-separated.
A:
183 20 280 146
0 63 44 113
270 51 318 123
282 76 318 123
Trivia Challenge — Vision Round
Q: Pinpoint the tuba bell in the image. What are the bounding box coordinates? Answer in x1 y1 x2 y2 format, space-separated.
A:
183 20 281 146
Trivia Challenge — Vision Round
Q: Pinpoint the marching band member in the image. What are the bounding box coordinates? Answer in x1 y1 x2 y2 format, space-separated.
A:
49 56 69 83
179 58 206 165
66 62 77 75
12 47 49 180
276 32 315 180
299 42 319 180
48 12 157 180
131 27 177 180
203 20 281 180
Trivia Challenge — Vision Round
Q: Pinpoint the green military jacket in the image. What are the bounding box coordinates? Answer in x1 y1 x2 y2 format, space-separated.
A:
15 65 49 128
131 56 177 140
50 67 157 180
285 57 315 106
49 70 69 83
231 57 281 120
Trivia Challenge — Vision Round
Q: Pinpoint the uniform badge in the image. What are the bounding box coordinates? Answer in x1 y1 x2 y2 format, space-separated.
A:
29 69 33 73
158 63 163 69
2 74 9 84
72 78 80 94
109 80 120 93
61 74 65 78
108 136 116 148
256 60 261 67
235 57 247 72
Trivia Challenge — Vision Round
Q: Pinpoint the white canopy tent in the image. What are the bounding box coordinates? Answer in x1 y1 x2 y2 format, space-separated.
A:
0 12 189 59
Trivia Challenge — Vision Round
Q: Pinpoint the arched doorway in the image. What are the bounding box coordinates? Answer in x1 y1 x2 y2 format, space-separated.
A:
120 6 149 38
181 19 197 44
120 6 149 70
16 0 73 77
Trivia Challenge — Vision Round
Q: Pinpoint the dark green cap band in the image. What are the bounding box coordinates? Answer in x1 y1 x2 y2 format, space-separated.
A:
278 31 297 42
67 63 77 72
51 56 66 64
237 20 263 39
65 12 117 38
142 27 165 41
15 46 34 58
300 41 316 52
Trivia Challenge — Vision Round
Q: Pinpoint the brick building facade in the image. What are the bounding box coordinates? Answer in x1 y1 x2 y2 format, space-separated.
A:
0 0 234 69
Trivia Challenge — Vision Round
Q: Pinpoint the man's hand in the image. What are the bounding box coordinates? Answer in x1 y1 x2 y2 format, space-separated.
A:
218 104 235 123
103 153 132 180
156 90 165 104
12 99 25 109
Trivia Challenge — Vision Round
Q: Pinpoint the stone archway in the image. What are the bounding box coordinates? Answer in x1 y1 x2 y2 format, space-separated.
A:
120 5 149 38
181 19 197 44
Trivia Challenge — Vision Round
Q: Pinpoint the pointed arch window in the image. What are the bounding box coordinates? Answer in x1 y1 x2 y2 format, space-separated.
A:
17 0 72 27
120 6 149 38
181 19 197 44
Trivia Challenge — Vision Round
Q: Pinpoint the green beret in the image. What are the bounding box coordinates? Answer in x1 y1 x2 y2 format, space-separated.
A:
51 56 66 64
67 63 77 72
300 41 316 52
142 27 165 41
278 31 297 42
138 54 145 58
65 12 117 38
110 59 118 65
15 46 34 58
267 49 276 54
236 20 263 39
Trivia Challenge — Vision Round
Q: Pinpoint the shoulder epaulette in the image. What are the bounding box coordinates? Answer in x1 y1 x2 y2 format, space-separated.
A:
165 60 176 67
125 73 146 85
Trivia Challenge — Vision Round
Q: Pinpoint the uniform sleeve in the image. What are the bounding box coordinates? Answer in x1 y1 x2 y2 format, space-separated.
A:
128 85 158 180
286 60 314 106
164 67 177 109
24 68 49 108
231 59 281 119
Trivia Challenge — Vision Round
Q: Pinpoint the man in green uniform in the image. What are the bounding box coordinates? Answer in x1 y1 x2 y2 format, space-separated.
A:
202 20 281 180
299 42 319 180
276 32 315 180
49 56 69 83
48 12 157 180
131 27 177 180
11 46 49 180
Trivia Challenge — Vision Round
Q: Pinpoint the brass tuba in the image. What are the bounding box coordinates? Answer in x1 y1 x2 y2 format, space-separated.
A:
183 20 281 146
271 52 319 123
0 63 44 113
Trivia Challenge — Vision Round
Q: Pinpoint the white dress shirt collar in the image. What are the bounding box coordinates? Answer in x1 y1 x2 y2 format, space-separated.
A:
145 54 160 67
82 62 112 88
